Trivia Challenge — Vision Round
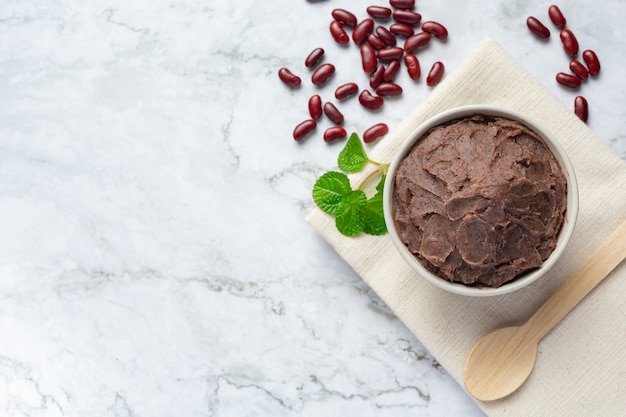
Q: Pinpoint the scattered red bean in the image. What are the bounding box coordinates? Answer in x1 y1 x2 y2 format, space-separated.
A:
376 26 397 46
369 65 385 88
548 5 566 28
404 54 420 79
390 0 415 10
285 1 520 142
421 21 448 40
305 48 325 68
363 123 389 143
403 32 431 52
353 18 374 44
426 61 444 86
308 95 322 119
521 8 603 124
526 16 550 39
574 96 588 123
569 59 589 80
331 8 357 27
367 34 387 49
286 1 604 144
582 49 601 76
323 102 344 124
329 20 350 44
278 67 302 88
335 82 359 100
392 9 422 25
367 6 392 20
389 22 415 37
358 90 384 110
560 29 579 57
323 126 348 142
375 82 403 97
311 63 335 85
383 60 401 82
293 119 316 141
360 43 378 74
377 46 404 61
556 72 582 88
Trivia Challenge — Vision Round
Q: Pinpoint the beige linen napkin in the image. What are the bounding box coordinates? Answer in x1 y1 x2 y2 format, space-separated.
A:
306 37 626 416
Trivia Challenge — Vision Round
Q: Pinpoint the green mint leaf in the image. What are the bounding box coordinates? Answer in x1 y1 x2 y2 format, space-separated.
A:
312 171 352 215
362 192 387 235
338 133 368 173
335 189 367 236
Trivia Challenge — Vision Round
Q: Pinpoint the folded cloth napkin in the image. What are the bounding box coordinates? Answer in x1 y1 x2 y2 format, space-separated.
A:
306 37 626 417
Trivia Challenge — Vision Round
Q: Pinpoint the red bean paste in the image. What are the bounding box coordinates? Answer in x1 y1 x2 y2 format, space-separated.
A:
392 115 567 288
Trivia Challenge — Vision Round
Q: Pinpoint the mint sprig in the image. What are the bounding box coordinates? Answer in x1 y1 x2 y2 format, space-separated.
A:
338 133 369 173
336 189 367 236
312 171 352 215
312 133 390 237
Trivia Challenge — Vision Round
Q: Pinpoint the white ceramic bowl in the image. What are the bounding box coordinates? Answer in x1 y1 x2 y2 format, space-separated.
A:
383 105 579 296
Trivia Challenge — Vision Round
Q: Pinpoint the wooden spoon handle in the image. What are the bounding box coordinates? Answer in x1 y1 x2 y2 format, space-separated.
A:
523 219 626 342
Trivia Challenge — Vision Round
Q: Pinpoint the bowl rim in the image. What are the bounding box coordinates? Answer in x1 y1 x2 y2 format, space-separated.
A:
383 104 579 297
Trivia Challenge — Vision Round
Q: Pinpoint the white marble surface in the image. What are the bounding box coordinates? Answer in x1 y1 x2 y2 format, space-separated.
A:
0 0 624 416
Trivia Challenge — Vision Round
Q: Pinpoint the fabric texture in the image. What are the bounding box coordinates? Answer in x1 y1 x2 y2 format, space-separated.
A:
306 37 626 416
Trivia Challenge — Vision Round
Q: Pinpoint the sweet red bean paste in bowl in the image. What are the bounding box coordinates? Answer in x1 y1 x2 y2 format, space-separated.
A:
391 115 567 288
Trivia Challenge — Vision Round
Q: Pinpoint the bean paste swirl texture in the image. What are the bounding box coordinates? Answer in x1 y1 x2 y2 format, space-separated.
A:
392 115 567 288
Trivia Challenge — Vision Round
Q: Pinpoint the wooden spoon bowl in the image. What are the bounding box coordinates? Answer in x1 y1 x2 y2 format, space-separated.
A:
464 219 626 401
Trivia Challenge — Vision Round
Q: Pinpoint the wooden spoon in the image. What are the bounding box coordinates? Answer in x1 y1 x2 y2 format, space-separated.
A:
464 219 626 402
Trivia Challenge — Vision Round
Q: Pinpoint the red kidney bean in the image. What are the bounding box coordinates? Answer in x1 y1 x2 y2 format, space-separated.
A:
375 82 403 96
390 0 415 9
335 82 359 100
383 60 401 82
353 18 374 44
370 65 385 88
574 96 588 123
363 123 389 143
308 94 322 119
548 5 566 28
331 8 357 27
376 26 397 46
526 16 550 39
293 119 316 141
560 29 579 57
311 63 335 85
278 67 301 88
377 46 404 61
582 49 601 76
367 34 386 49
392 9 421 26
367 6 392 20
404 54 420 79
569 59 589 80
305 48 325 68
323 102 344 124
426 61 444 86
330 20 350 44
323 126 347 142
556 72 582 88
361 43 377 74
403 32 431 52
389 22 415 37
358 90 384 110
421 21 448 40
